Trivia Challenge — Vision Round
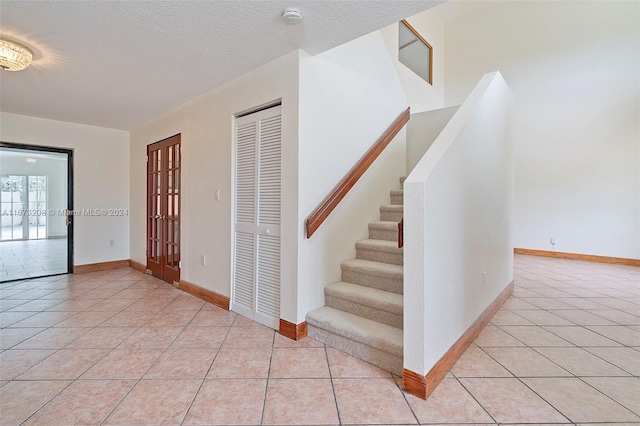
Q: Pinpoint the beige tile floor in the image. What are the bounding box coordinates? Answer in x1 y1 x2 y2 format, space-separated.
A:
0 254 638 425
0 238 68 282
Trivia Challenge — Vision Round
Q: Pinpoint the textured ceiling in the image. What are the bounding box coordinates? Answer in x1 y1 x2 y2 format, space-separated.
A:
0 0 442 130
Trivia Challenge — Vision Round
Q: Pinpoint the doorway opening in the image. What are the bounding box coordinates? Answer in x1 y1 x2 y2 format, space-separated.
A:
0 143 74 282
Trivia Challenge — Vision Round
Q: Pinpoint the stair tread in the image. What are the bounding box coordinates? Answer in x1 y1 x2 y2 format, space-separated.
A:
355 239 403 254
306 306 403 357
326 282 403 314
368 221 399 230
380 204 403 212
390 189 404 195
342 259 403 277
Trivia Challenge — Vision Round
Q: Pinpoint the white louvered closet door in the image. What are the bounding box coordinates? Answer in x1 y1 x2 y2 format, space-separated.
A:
233 105 281 329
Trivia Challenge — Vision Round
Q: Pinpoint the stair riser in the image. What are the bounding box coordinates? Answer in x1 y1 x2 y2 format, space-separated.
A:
307 325 403 375
369 229 397 242
326 295 403 329
390 195 403 205
356 248 403 266
380 210 403 222
342 270 402 294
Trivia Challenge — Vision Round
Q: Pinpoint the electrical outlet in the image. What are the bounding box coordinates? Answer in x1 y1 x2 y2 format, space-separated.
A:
550 237 556 245
482 271 486 286
200 255 206 266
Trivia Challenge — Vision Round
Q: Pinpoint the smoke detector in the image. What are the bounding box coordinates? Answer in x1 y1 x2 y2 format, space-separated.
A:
282 7 302 24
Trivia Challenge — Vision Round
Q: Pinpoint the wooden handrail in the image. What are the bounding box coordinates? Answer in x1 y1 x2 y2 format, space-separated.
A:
305 107 410 238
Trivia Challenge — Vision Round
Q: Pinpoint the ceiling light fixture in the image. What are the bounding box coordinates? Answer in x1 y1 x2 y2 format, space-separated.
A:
0 37 33 71
282 7 302 24
25 157 37 164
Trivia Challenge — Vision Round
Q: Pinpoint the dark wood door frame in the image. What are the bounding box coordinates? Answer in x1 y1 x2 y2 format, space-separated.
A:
0 141 74 277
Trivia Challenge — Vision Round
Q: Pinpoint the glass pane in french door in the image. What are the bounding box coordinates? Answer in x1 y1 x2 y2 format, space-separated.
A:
0 147 69 282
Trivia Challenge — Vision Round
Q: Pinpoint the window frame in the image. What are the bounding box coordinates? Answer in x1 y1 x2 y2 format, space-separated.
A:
399 19 433 85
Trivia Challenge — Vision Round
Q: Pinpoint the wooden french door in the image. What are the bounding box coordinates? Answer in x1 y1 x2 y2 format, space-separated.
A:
147 134 181 284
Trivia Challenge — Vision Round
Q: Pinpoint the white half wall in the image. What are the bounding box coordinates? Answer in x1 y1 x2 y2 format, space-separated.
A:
129 51 299 323
443 1 640 259
0 112 130 265
406 106 459 173
404 72 514 375
297 31 408 322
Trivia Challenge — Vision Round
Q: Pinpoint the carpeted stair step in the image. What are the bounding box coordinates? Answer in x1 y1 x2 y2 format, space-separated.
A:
368 221 399 242
341 259 403 294
306 306 403 375
400 176 406 188
379 204 403 222
390 189 403 205
356 239 403 266
325 282 403 328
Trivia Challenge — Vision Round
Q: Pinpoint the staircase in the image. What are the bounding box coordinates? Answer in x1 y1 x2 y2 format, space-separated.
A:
306 178 404 375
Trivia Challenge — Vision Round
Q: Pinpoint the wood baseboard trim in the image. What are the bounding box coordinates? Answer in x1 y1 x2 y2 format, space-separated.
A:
129 260 146 273
403 280 514 400
402 368 427 399
179 279 230 310
74 259 130 274
279 319 308 340
514 248 640 267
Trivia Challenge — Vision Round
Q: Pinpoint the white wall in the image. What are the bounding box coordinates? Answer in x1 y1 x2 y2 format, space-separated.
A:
0 153 67 237
380 11 445 113
404 72 514 375
0 112 130 265
297 31 409 322
444 1 640 259
129 51 300 322
406 106 459 173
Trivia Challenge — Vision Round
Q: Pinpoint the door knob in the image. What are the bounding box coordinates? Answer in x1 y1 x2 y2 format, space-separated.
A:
265 229 270 234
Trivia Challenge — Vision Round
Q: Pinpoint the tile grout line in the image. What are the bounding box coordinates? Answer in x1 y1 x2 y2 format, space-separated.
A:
510 258 639 423
11 272 153 425
170 301 211 426
452 375 498 425
323 344 344 426
64 274 180 425
95 292 186 424
492 296 579 424
258 327 276 426
70 273 180 424
17 378 76 426
396 374 423 425
2 258 638 425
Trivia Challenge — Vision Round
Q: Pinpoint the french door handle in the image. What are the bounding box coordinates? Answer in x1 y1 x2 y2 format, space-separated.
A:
155 214 162 219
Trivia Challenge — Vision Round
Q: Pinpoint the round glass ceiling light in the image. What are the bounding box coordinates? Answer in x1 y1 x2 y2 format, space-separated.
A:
0 37 33 71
